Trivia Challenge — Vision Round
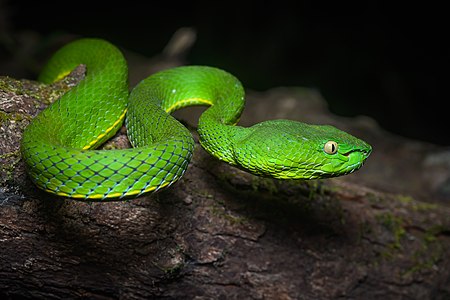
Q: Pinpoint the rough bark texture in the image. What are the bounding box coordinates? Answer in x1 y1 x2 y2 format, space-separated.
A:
1 32 450 300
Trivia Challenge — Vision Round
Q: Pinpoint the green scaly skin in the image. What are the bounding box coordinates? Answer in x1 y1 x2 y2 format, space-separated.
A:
21 38 372 200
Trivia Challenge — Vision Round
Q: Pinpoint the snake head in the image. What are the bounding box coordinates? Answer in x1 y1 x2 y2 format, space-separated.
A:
232 119 372 179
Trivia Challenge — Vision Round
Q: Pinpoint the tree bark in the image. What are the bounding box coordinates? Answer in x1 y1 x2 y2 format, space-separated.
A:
1 35 450 300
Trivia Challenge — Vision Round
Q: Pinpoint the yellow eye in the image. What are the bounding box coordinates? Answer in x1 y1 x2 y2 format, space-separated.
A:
324 141 338 154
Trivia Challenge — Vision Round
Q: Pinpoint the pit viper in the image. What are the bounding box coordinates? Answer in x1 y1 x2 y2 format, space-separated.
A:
21 38 372 200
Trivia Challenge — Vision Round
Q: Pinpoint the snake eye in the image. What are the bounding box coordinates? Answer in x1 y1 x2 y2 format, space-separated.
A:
324 141 338 154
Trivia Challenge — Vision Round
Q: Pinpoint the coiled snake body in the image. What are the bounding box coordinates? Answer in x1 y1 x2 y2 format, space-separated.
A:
21 38 372 200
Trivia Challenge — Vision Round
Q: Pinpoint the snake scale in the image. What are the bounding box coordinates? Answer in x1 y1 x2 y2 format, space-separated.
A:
21 38 372 200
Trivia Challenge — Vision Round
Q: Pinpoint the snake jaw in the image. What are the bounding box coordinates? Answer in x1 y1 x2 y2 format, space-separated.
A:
339 147 372 174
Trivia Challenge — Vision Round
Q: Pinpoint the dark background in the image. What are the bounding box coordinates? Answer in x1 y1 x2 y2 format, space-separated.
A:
2 1 448 146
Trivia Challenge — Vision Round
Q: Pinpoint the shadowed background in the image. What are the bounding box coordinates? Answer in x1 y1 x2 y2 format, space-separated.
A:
2 1 448 146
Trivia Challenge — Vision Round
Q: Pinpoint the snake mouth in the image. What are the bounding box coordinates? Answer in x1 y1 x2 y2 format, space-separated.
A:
339 148 371 175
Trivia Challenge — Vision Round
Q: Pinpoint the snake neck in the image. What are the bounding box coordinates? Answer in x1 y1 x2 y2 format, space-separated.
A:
197 105 245 165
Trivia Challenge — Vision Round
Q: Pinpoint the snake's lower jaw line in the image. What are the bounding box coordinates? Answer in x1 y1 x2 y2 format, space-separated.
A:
345 151 371 173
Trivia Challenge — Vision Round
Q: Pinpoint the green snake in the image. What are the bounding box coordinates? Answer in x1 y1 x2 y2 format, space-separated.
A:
21 38 372 200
